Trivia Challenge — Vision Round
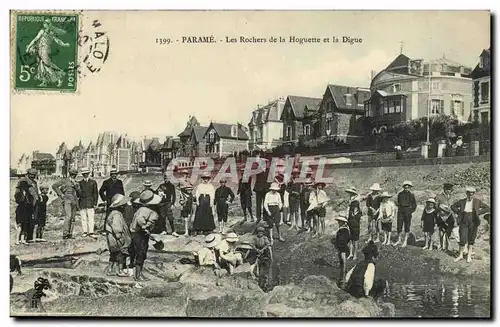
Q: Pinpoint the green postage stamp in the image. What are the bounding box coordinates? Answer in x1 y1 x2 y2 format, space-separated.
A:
14 13 79 92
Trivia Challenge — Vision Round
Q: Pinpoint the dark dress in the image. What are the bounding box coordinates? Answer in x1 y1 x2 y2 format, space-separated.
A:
335 226 351 254
36 194 49 227
421 209 437 233
193 194 216 233
347 199 362 241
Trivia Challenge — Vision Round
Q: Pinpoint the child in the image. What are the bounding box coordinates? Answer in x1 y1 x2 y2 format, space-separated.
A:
346 187 361 260
249 225 272 290
309 182 329 236
334 215 351 287
286 169 302 231
215 179 235 234
105 194 132 277
436 204 455 251
264 182 284 244
378 192 396 245
179 169 195 236
123 191 141 276
421 198 437 250
216 232 243 275
14 180 29 245
35 186 49 242
300 178 313 231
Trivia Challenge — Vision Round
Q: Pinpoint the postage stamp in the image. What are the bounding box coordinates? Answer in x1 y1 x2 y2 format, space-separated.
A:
13 13 79 92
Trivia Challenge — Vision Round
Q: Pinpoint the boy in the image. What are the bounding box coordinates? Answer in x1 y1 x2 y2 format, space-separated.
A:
35 186 49 242
215 179 235 234
334 215 351 287
249 225 272 289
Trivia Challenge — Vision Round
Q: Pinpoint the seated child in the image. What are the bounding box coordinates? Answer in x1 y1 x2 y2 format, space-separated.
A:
215 232 243 275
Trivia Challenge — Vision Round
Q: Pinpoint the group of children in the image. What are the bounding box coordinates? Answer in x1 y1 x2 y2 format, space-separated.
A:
14 169 50 245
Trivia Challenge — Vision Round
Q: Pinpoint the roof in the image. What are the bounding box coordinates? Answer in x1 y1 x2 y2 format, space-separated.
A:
385 54 411 72
249 99 285 126
143 137 162 151
85 141 95 153
33 152 55 161
161 136 179 150
56 142 67 154
205 122 249 140
427 56 463 67
285 95 322 118
326 85 371 113
192 126 209 142
178 116 200 137
376 90 389 97
471 48 491 79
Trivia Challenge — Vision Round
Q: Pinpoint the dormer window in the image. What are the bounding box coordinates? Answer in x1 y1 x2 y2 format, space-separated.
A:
345 94 352 106
209 130 216 142
231 125 238 137
479 56 484 68
392 83 401 93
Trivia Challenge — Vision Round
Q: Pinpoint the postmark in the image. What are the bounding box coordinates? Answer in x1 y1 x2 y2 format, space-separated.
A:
79 19 110 75
14 13 79 92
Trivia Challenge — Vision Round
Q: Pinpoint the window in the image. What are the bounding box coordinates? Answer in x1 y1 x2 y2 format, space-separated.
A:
479 56 484 68
430 99 444 114
208 130 216 142
327 100 333 112
473 110 480 123
481 112 489 125
383 100 389 114
451 100 464 119
371 128 378 135
325 118 333 135
431 81 441 91
394 99 402 113
480 82 489 103
379 126 387 133
285 125 292 138
392 84 401 93
304 124 311 136
345 94 352 105
231 126 237 137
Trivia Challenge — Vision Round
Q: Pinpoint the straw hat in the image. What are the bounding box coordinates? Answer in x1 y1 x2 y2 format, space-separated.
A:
201 171 211 179
219 178 227 184
225 232 239 243
269 182 280 191
255 226 266 233
335 215 348 223
402 180 413 187
379 191 391 198
439 204 451 214
81 167 90 174
345 187 358 195
134 190 161 205
426 198 436 204
314 181 326 188
204 234 222 248
110 168 118 175
143 180 153 187
181 169 189 175
369 183 381 191
69 168 78 175
109 194 130 208
466 186 476 193
40 185 49 191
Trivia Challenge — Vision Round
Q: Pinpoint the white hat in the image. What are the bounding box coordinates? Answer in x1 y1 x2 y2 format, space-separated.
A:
466 186 476 193
402 180 413 187
426 198 436 204
380 191 392 198
369 183 381 191
143 180 153 187
81 167 90 174
335 215 348 223
109 194 130 208
269 182 280 191
225 232 239 243
204 234 222 248
345 187 358 195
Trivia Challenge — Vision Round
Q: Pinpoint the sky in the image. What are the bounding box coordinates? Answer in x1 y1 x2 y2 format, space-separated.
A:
10 10 490 166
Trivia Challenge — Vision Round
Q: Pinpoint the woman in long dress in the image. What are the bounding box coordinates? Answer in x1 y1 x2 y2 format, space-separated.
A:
192 172 216 235
25 19 70 87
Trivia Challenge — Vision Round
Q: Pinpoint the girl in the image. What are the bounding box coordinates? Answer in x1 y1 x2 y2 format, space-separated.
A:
334 215 351 287
264 182 284 244
192 172 216 235
346 187 362 260
378 192 396 245
421 198 437 250
436 204 455 251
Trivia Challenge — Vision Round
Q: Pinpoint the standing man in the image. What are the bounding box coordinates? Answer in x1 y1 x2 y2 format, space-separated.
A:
237 167 253 222
52 168 81 240
79 168 99 239
18 168 40 243
451 187 489 263
98 168 125 230
253 159 270 223
394 180 417 247
155 173 178 236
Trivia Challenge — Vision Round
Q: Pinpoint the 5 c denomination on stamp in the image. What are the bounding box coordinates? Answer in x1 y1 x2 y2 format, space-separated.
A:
14 13 79 92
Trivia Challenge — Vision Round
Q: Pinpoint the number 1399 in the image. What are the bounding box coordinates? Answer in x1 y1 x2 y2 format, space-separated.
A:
156 38 171 45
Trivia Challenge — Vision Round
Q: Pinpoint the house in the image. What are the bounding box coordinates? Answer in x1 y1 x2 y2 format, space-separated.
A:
203 122 249 157
55 142 70 177
177 116 208 158
317 84 370 141
470 48 491 124
70 141 85 170
139 137 163 172
31 151 56 176
365 53 472 134
280 95 322 144
94 131 119 176
160 136 179 169
248 98 286 151
113 134 135 172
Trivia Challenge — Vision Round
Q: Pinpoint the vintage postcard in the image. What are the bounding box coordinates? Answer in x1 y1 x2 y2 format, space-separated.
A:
9 10 491 318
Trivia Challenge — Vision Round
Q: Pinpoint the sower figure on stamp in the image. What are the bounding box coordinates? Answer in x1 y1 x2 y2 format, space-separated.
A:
395 181 417 248
156 172 178 237
98 168 125 232
79 167 99 239
52 168 80 240
215 178 235 234
25 19 70 88
451 187 490 263
237 167 254 222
